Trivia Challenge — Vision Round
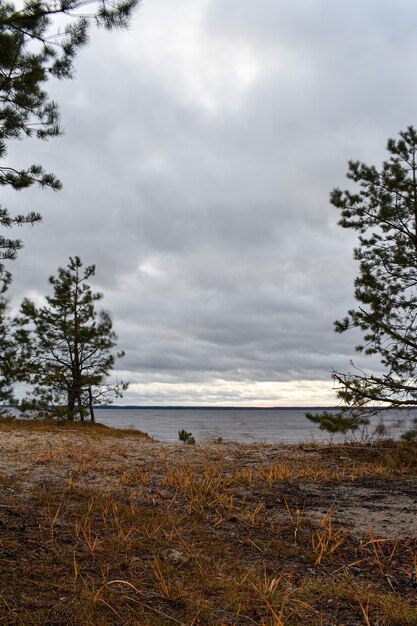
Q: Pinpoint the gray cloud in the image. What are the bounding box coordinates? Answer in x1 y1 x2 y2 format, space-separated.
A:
3 0 415 403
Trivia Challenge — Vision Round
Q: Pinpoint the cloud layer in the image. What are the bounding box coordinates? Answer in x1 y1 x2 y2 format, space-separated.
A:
4 0 417 404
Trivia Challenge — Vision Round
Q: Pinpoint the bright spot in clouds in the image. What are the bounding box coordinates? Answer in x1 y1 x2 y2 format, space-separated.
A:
118 0 262 113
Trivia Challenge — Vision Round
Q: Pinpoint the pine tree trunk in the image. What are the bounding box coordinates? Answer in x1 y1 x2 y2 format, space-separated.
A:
77 397 85 422
67 389 75 421
88 386 95 423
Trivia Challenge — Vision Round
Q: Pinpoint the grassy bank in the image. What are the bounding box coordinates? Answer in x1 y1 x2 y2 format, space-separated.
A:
1 419 417 624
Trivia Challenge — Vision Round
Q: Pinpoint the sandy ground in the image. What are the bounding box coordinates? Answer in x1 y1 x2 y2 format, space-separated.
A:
1 428 416 540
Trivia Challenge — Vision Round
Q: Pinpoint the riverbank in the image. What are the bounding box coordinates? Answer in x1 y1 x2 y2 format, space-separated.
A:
1 419 417 624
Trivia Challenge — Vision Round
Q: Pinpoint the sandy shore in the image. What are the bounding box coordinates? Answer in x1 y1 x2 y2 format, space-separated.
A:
2 426 416 539
1 422 417 624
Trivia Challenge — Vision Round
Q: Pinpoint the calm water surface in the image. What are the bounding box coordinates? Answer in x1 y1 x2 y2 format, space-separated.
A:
95 407 414 443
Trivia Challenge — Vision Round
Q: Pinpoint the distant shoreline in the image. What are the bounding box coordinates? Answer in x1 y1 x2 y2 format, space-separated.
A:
1 404 412 411
89 405 410 411
93 405 340 410
2 404 339 411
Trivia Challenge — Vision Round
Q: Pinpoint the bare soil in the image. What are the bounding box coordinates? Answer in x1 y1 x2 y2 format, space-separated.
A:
1 422 417 625
2 429 416 538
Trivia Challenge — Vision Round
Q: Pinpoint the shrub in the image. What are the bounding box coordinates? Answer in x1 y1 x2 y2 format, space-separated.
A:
178 429 196 445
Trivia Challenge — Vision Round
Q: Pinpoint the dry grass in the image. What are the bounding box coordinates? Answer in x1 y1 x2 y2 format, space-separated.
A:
0 415 149 439
1 419 417 624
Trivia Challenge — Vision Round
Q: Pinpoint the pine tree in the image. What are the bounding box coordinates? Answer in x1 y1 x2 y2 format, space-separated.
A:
0 0 139 263
15 257 127 420
0 268 17 405
0 1 138 400
307 126 417 436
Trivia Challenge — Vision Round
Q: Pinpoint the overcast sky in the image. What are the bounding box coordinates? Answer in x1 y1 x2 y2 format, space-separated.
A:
5 0 417 405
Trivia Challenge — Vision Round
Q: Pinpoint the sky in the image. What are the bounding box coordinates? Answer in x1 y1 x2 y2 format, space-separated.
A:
4 0 417 406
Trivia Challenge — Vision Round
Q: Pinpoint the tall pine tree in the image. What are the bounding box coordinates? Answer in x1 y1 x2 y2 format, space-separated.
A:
308 127 417 436
0 269 16 405
0 0 139 264
0 0 138 401
15 257 127 421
